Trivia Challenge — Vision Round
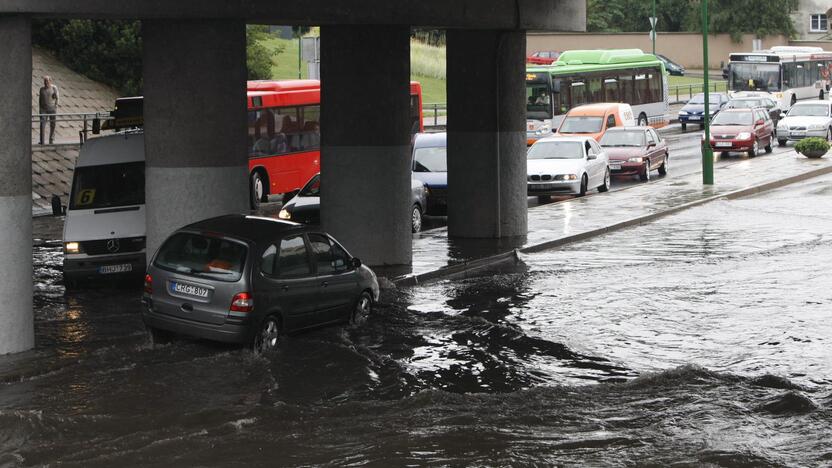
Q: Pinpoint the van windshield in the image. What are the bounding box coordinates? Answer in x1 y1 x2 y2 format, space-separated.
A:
559 116 603 134
413 146 448 172
69 162 145 210
154 232 248 282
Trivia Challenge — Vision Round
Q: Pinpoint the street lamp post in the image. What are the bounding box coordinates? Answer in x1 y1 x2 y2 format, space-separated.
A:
652 0 656 55
701 0 714 185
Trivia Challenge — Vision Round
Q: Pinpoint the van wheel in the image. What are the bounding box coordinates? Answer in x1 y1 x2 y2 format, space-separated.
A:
253 316 281 353
250 172 264 210
350 291 373 325
638 113 648 127
147 326 173 346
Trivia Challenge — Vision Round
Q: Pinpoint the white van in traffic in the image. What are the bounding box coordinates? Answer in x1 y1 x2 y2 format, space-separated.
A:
63 132 146 286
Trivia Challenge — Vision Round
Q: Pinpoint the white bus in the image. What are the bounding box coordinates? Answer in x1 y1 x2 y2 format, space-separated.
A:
727 46 832 110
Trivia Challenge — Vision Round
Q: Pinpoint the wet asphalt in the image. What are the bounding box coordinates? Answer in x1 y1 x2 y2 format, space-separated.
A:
2 133 832 466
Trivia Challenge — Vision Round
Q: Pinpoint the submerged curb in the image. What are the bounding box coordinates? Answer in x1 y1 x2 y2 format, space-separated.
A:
393 161 832 286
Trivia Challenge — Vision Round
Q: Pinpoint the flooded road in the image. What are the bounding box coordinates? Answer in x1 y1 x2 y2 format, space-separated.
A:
3 175 832 466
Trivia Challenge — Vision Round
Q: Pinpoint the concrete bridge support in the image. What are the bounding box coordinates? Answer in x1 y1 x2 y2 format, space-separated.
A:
0 16 34 355
143 20 249 258
320 25 412 266
446 30 528 239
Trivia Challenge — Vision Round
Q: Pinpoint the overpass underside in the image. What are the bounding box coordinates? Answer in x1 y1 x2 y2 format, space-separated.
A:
0 0 585 354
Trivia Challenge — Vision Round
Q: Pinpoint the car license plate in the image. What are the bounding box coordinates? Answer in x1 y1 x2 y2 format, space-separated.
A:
170 281 209 298
98 263 132 274
688 116 701 121
715 141 732 148
609 163 622 170
791 131 805 137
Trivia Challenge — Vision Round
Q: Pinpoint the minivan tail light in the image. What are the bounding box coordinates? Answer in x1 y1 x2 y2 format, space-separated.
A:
144 274 153 294
230 292 254 313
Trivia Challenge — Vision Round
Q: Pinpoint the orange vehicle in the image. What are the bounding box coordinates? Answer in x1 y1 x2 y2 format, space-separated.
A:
246 80 424 208
555 103 636 143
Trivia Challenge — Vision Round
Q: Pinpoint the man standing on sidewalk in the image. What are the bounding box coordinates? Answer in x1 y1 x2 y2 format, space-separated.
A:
38 75 59 145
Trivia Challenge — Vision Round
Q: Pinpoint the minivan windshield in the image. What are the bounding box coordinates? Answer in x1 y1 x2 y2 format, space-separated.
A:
559 116 603 134
600 131 645 147
527 140 584 160
69 162 144 210
712 111 753 126
155 233 248 282
413 146 447 172
787 104 830 117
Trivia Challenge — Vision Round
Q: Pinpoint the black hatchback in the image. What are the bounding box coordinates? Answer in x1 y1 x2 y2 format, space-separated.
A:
142 215 380 352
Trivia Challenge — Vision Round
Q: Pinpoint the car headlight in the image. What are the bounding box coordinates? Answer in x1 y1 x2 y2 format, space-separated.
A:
64 241 81 254
736 132 752 140
777 123 788 131
278 209 292 220
556 174 578 181
627 157 644 162
809 124 826 131
678 111 688 116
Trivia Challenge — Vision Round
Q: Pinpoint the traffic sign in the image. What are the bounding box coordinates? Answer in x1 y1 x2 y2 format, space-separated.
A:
649 30 656 41
649 16 658 28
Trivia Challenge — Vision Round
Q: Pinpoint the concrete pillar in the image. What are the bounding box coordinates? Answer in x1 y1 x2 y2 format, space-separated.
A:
143 20 248 258
447 30 527 238
0 16 33 355
320 26 412 266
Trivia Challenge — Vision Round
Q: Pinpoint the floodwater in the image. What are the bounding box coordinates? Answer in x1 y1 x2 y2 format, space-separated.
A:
3 175 832 466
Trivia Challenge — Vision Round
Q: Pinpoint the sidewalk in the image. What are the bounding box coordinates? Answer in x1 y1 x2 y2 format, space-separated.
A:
391 150 832 285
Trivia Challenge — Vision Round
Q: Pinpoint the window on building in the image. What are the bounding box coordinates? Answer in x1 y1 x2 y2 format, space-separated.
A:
811 14 828 32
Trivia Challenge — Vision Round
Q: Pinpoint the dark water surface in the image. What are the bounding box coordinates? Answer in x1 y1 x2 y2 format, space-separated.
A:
3 177 832 466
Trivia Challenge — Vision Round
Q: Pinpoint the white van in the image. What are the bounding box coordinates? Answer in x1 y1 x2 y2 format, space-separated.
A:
63 132 145 285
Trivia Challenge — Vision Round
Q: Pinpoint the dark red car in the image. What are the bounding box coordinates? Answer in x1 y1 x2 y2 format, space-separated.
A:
527 51 560 65
599 127 669 181
707 108 775 157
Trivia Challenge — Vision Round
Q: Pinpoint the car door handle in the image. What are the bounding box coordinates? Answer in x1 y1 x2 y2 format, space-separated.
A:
321 281 329 287
181 303 193 312
281 285 289 291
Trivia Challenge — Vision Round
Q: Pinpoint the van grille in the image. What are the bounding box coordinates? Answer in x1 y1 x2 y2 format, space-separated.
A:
81 236 146 255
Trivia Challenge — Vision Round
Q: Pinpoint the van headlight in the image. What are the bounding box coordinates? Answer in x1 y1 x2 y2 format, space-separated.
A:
64 241 81 254
278 209 292 220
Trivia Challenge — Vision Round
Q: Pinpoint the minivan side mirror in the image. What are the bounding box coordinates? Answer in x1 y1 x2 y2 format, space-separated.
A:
351 257 362 269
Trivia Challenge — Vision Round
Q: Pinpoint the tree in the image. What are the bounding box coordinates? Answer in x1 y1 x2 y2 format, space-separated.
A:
33 20 280 95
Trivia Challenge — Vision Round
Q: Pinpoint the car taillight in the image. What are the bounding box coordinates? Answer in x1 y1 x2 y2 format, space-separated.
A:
230 292 254 313
143 274 152 294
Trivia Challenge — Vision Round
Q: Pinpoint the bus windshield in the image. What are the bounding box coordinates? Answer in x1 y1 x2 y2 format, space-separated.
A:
559 116 603 134
526 83 553 119
730 63 781 92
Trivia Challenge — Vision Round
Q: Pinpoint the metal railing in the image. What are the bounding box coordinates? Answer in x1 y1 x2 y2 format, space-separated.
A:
668 81 729 104
31 112 113 145
423 103 447 128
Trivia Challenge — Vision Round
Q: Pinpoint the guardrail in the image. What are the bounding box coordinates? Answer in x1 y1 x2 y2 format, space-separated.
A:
668 81 729 104
31 112 113 145
424 103 447 128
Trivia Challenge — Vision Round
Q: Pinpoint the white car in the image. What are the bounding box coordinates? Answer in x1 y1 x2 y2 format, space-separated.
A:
776 100 832 146
527 136 610 199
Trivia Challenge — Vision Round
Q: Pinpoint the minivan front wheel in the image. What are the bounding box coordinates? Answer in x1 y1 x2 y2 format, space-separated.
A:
254 316 281 353
350 291 373 325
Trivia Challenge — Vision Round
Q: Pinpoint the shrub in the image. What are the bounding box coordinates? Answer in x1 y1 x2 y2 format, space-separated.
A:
794 137 830 157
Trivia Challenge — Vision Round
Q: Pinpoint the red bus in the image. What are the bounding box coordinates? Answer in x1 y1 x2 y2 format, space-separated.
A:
246 80 424 208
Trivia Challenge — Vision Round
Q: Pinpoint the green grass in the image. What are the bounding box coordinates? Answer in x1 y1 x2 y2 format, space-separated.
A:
415 75 446 104
260 36 309 80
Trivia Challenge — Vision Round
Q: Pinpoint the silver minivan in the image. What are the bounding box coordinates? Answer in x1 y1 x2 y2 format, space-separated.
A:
142 215 380 352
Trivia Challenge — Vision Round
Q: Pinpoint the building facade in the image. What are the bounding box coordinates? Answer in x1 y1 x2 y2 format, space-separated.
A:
793 0 831 40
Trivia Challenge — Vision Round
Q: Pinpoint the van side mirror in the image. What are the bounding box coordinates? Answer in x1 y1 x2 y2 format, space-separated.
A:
351 257 362 269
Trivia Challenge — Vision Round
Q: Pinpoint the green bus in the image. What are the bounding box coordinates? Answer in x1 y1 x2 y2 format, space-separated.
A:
526 49 669 144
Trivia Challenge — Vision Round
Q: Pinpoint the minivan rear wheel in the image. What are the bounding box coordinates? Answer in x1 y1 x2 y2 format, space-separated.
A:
147 326 173 345
253 316 281 353
350 291 373 325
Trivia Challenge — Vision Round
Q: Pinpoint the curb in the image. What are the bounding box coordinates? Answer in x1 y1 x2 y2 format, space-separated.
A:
393 161 832 286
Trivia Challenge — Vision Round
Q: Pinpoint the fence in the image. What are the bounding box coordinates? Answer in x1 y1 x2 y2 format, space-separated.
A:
31 112 113 145
668 81 729 104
